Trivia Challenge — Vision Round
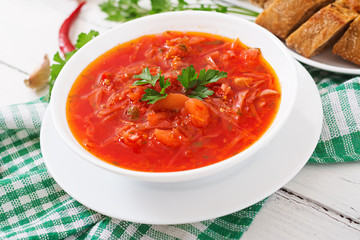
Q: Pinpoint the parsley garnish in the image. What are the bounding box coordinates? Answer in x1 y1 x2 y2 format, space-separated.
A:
134 65 227 104
141 88 167 104
99 0 149 22
133 67 171 104
197 67 228 85
178 65 227 100
188 85 215 99
75 30 99 49
177 65 197 90
45 30 99 101
159 76 171 95
133 67 161 87
99 0 259 22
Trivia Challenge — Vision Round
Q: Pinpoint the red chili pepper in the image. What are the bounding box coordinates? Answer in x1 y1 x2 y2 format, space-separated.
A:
59 1 86 54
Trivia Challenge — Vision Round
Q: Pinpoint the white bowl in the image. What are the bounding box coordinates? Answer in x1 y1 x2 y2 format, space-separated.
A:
51 11 298 182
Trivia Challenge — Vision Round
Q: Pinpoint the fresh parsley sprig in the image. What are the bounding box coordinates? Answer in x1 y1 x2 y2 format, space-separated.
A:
133 67 161 87
178 65 227 99
45 52 74 102
134 65 227 104
141 88 167 104
99 0 259 22
177 65 197 90
133 67 171 104
45 30 99 101
99 0 149 21
159 76 171 95
75 31 100 49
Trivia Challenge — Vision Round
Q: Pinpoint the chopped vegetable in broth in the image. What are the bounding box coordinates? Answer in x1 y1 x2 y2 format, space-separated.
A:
66 31 281 172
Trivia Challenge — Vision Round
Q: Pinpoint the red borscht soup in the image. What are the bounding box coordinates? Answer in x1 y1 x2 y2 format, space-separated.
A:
66 31 281 172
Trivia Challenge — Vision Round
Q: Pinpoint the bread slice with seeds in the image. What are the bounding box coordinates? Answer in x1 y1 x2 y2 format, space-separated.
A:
335 0 360 13
255 0 333 39
286 3 358 58
332 16 360 66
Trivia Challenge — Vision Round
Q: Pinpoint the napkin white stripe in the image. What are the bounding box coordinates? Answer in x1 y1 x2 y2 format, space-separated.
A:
346 89 360 133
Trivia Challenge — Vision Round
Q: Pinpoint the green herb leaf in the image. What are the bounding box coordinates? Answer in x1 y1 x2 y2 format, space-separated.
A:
99 0 148 22
150 0 171 13
177 65 198 90
177 65 227 100
176 0 188 10
141 88 167 104
133 67 160 87
99 0 259 22
134 67 171 104
45 30 99 101
159 76 171 95
135 65 226 104
188 85 214 99
75 30 100 49
197 68 228 85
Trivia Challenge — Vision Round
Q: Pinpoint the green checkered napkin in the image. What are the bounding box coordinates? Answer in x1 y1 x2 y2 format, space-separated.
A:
306 66 360 163
1 66 359 239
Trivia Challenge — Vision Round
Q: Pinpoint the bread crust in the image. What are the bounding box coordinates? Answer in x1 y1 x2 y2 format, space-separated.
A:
335 0 360 13
250 0 274 8
263 0 275 9
250 0 268 8
255 0 333 39
285 3 358 58
333 16 360 65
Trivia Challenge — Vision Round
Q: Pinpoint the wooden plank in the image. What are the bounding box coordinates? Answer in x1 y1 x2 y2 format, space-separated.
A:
41 0 119 30
0 64 47 106
243 190 360 240
284 163 360 222
0 0 60 73
0 0 108 74
0 0 109 105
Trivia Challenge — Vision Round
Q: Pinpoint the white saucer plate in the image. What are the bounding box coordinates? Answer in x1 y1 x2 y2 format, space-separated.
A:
40 62 323 225
289 49 360 75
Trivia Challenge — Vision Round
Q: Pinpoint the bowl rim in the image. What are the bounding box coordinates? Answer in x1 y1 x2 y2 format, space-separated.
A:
50 11 298 182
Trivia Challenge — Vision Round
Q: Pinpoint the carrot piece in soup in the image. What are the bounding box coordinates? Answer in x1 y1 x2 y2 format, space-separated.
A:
153 128 183 147
147 112 169 126
184 98 210 128
121 127 148 148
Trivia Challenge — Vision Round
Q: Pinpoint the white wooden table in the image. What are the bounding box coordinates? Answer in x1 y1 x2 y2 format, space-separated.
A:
1 0 360 239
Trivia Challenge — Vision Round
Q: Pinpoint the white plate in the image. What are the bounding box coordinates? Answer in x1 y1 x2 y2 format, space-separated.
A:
288 49 360 75
224 0 360 75
40 62 323 225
